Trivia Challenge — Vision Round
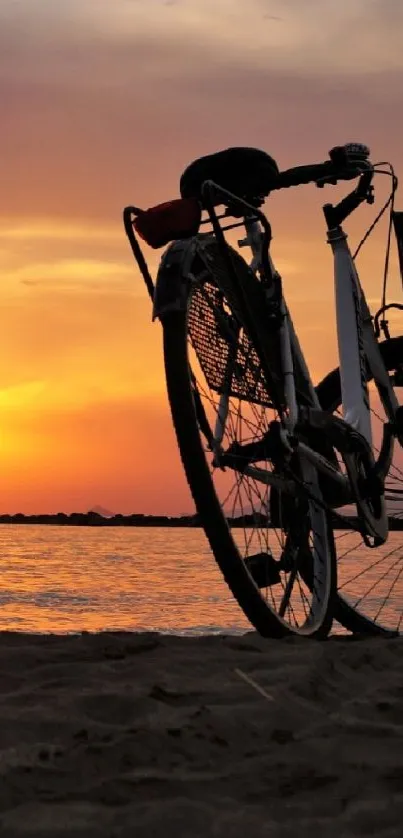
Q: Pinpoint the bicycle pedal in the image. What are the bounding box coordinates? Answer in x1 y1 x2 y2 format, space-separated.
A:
244 552 281 587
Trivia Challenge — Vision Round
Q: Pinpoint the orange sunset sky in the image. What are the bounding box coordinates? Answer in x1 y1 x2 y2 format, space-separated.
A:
1 0 403 514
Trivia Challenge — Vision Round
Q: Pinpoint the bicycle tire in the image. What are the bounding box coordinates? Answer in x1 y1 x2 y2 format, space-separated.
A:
317 335 403 636
159 238 337 638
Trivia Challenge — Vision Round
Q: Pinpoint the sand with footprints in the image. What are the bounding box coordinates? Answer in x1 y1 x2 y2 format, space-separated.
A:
0 631 403 837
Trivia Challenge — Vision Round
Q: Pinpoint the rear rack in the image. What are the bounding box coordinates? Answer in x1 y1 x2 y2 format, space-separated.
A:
123 206 155 301
123 186 274 302
123 196 403 326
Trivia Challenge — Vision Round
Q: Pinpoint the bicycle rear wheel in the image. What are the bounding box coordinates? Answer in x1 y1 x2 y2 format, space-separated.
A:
317 335 403 635
159 237 336 638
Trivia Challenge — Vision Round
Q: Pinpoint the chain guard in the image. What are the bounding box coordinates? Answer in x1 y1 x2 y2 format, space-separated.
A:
298 408 388 545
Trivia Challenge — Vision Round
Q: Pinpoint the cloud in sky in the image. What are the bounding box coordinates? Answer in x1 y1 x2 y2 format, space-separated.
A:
2 0 403 79
2 0 402 224
0 0 402 512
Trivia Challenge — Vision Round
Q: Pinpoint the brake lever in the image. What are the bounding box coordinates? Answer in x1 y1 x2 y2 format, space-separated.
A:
315 162 374 193
316 143 373 189
355 169 375 203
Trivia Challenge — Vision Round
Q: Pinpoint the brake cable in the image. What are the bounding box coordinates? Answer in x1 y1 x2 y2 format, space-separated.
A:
352 164 399 339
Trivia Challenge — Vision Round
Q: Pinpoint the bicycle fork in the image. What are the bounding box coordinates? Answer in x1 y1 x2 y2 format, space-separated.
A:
328 224 396 482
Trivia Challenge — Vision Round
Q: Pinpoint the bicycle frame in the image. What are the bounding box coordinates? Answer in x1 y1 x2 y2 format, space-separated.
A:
124 174 400 528
201 179 399 509
329 225 372 442
327 222 400 450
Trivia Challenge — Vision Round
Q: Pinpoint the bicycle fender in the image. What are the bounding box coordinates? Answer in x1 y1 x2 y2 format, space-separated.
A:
152 238 199 320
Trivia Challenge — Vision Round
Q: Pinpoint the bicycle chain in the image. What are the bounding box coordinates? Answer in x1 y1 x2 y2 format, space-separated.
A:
295 409 387 545
285 461 382 547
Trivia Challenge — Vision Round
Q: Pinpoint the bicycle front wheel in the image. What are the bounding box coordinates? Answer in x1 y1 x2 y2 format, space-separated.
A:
159 238 336 638
317 335 403 635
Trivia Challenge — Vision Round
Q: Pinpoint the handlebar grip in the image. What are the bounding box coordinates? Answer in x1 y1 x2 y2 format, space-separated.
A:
273 157 372 191
273 162 336 190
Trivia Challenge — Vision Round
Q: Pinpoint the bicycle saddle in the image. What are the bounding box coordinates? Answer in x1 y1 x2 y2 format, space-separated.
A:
180 147 279 203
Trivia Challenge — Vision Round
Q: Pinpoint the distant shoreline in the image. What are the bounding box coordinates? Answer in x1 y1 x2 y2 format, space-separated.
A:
0 511 403 530
0 512 201 528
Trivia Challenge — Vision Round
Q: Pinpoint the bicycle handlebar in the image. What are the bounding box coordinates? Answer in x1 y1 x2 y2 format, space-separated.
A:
272 144 373 191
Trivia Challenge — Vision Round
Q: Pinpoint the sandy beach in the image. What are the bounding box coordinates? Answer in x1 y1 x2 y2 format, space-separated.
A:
0 631 403 837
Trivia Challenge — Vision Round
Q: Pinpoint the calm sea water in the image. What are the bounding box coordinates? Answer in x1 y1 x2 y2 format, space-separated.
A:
0 525 402 634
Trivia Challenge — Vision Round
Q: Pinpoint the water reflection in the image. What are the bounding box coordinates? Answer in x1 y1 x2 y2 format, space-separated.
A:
0 525 402 634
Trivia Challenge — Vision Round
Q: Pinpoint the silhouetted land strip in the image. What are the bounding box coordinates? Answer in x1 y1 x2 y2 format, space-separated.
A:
1 511 403 530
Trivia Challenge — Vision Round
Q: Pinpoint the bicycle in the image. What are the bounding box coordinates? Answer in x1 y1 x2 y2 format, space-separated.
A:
124 143 403 638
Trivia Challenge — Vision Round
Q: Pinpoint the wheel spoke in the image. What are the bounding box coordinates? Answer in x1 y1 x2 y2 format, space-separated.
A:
317 337 403 634
175 252 335 635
